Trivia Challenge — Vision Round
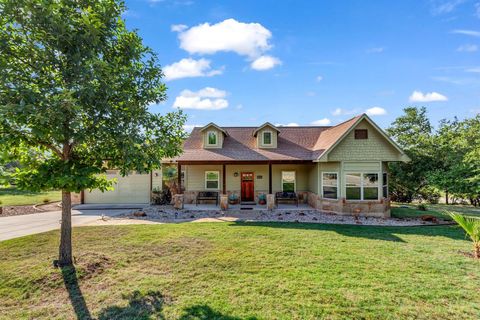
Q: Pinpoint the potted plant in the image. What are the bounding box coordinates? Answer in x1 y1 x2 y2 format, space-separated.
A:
228 193 239 205
258 193 267 205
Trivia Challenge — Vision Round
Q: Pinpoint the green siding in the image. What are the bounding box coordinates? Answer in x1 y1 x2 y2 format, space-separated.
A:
327 119 402 162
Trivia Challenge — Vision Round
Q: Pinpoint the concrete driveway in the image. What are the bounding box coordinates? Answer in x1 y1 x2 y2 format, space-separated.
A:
0 206 135 242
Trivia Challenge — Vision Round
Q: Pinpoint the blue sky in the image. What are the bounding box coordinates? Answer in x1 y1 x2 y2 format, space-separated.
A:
124 0 480 130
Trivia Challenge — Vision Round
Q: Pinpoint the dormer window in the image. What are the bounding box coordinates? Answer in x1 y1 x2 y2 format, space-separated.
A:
200 123 227 149
207 131 217 145
253 122 279 149
263 131 272 145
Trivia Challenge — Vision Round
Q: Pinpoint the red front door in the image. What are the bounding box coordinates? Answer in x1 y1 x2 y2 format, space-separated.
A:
241 172 254 202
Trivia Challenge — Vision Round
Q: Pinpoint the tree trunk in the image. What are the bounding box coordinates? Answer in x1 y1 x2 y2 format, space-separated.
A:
445 190 449 205
58 190 73 266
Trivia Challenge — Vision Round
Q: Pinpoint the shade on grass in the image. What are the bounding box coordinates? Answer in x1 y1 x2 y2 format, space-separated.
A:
0 222 479 319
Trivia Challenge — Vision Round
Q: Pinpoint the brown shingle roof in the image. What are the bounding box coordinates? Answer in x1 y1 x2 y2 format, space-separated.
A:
175 115 363 162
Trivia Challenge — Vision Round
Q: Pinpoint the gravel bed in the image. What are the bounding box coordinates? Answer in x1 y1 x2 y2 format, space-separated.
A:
120 205 452 227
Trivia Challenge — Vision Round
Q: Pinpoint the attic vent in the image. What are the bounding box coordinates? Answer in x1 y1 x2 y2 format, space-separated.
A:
354 129 368 139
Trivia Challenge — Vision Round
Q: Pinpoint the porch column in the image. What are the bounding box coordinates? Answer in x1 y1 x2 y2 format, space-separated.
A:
222 164 226 194
177 162 182 194
268 162 272 194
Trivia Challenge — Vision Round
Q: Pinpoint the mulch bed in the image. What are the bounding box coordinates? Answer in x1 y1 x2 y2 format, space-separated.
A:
0 202 61 217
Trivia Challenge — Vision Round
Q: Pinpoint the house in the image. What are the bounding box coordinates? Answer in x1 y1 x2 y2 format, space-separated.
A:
81 114 409 217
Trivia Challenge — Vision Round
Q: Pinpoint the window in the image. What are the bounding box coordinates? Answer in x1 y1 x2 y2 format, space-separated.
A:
207 131 217 145
363 173 379 200
263 131 272 145
346 173 379 200
354 129 368 139
382 172 388 198
281 171 295 192
322 172 338 199
205 171 219 189
346 173 362 200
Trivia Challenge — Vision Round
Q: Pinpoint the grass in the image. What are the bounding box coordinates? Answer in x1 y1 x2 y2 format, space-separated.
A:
391 202 480 220
1 222 480 319
0 187 61 206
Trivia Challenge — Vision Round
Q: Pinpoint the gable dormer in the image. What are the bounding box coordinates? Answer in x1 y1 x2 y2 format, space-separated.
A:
253 122 280 149
200 123 228 149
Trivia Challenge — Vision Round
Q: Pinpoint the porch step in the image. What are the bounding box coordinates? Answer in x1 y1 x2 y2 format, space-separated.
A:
241 202 256 205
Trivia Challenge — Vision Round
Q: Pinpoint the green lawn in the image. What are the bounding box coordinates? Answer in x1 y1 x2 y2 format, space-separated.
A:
1 222 479 319
0 187 61 206
391 202 480 220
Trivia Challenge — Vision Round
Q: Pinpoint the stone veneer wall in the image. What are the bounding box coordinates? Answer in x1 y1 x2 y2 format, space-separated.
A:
308 192 391 218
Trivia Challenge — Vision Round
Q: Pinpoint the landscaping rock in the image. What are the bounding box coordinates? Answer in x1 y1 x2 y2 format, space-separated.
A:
421 215 438 223
120 205 453 227
133 211 147 217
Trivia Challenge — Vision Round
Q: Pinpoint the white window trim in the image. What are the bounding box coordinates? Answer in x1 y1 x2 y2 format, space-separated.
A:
205 171 220 190
345 172 380 201
321 172 338 200
382 172 388 198
262 130 273 146
281 171 296 192
206 131 218 146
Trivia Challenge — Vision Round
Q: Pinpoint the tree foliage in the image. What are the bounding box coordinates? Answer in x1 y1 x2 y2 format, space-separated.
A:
388 107 480 205
386 107 437 202
0 0 186 265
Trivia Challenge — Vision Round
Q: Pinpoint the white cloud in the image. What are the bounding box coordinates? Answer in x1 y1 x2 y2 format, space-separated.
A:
163 58 223 81
365 107 387 116
451 29 480 37
236 104 243 109
184 124 203 132
366 47 385 53
311 118 332 126
250 55 281 70
173 87 229 110
409 90 448 102
316 75 323 82
476 2 480 18
331 108 358 116
176 18 281 70
171 24 188 32
457 44 478 52
466 67 480 72
178 18 272 57
470 108 480 114
431 0 465 15
275 122 300 127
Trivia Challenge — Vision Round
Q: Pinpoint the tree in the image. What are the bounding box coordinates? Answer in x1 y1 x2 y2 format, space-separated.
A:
386 107 437 202
0 0 186 266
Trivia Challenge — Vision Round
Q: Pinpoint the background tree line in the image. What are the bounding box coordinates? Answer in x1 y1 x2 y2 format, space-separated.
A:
387 107 480 206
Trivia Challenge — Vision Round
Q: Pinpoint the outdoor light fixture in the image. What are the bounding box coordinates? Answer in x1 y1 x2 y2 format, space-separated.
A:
234 172 239 177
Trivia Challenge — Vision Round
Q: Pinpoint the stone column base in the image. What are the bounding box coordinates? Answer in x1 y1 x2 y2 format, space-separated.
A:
266 194 275 211
173 194 184 209
220 194 228 211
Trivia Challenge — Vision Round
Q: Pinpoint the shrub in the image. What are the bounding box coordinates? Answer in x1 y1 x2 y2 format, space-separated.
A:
417 204 428 211
42 198 50 204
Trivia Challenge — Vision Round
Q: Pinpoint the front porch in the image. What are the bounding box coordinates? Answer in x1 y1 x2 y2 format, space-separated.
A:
174 160 317 207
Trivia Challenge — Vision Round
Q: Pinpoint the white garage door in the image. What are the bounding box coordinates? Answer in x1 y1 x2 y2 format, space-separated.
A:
84 172 150 204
